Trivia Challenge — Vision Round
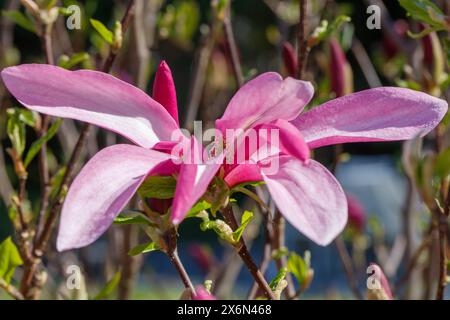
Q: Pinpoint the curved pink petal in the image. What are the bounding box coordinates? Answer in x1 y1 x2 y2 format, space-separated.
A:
224 163 262 188
1 64 179 148
153 60 179 126
171 161 223 225
216 72 314 132
293 87 448 149
253 119 310 162
259 156 347 246
57 144 170 251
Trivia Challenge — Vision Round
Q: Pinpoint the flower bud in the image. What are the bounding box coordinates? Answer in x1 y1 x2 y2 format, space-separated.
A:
367 263 393 300
282 41 298 77
193 286 216 300
329 38 353 97
346 193 366 232
188 243 215 273
153 61 179 125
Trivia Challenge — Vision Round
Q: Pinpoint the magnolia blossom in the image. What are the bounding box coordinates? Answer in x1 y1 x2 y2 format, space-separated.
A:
1 62 447 250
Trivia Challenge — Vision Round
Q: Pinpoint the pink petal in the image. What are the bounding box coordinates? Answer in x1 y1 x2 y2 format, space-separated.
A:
57 144 170 251
224 163 262 188
193 286 216 300
259 156 347 246
293 87 448 149
216 72 314 132
170 138 224 224
1 64 179 148
369 263 393 300
253 119 310 162
153 60 179 126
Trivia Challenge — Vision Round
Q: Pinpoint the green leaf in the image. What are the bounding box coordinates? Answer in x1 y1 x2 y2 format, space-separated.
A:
2 10 36 33
93 271 121 300
24 119 61 168
232 210 254 242
137 175 177 199
6 108 38 128
309 15 351 46
287 251 311 286
0 237 23 284
128 242 160 256
272 247 289 260
59 52 90 69
269 267 287 291
434 148 450 179
399 0 447 30
90 19 113 44
7 109 26 157
185 200 211 218
113 213 152 226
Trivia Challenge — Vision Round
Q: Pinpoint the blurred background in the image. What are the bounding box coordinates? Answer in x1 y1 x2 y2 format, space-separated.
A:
0 0 449 299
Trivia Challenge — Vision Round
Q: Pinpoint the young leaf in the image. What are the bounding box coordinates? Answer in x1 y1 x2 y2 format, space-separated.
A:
93 271 121 300
0 237 23 284
137 175 177 199
269 267 287 291
24 119 61 168
434 148 450 179
59 52 90 70
185 200 211 218
2 10 36 33
399 0 447 30
113 213 152 226
287 251 312 287
309 15 351 47
232 210 254 242
90 19 113 44
128 242 160 256
7 109 26 157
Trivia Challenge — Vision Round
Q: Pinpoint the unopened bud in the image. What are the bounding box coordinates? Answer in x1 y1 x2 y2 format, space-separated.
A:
282 41 298 77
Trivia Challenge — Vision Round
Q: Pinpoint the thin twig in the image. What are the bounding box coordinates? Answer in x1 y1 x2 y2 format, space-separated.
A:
335 236 363 299
184 16 219 129
221 204 276 300
223 5 243 87
350 39 382 88
247 209 273 299
34 21 54 247
296 0 308 79
272 210 296 298
394 232 433 293
0 278 24 300
167 249 196 295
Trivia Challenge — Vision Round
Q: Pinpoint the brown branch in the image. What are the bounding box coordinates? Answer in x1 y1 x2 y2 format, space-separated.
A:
296 0 308 79
335 236 363 299
394 232 433 294
184 17 219 129
272 210 296 298
223 5 244 87
167 249 196 295
436 194 449 299
0 278 24 300
247 210 273 299
221 204 276 300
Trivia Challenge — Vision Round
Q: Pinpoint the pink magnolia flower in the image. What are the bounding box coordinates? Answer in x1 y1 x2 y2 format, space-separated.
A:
1 61 220 251
1 63 447 250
